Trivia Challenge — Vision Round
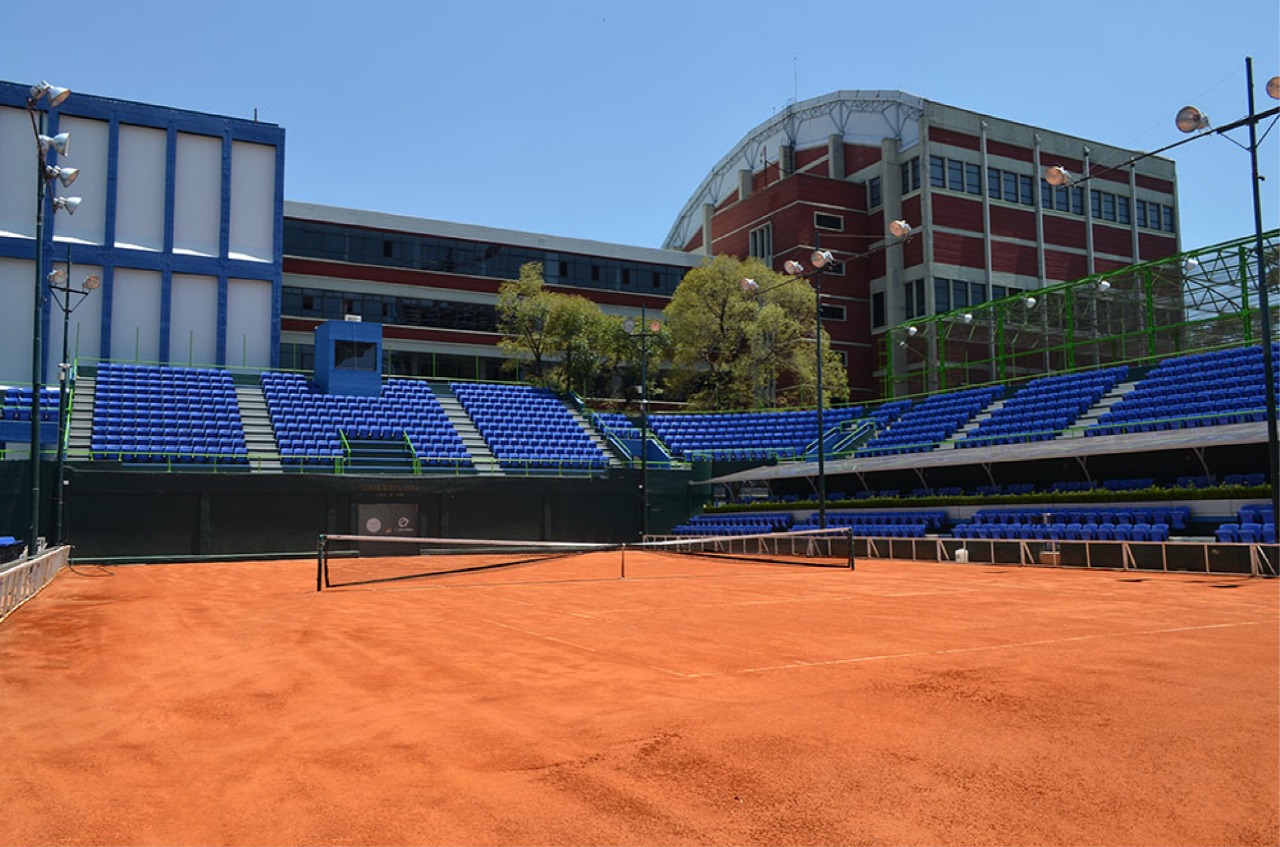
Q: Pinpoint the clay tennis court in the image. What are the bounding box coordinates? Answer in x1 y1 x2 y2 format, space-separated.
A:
1 551 1277 846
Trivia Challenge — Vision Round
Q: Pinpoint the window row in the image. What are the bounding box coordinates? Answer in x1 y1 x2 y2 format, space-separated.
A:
880 277 1020 324
282 286 498 333
918 156 1177 233
284 220 690 294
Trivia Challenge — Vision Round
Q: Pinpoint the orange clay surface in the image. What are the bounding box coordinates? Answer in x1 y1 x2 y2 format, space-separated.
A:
0 553 1277 846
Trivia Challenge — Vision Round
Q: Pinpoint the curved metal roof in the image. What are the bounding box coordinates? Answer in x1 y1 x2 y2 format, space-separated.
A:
663 90 926 250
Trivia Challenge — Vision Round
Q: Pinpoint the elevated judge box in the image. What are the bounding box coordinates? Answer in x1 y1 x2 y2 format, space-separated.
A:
314 318 382 397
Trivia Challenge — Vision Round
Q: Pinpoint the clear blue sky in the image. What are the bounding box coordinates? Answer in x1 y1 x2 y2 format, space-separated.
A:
5 0 1278 252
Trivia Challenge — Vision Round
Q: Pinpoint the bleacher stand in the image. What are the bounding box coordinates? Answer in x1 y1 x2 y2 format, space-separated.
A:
451 382 607 470
671 513 794 536
647 406 866 462
793 510 947 537
91 364 247 464
857 386 1004 457
1215 504 1276 543
952 506 1187 542
1 386 60 422
959 366 1127 447
1089 344 1278 436
262 373 470 468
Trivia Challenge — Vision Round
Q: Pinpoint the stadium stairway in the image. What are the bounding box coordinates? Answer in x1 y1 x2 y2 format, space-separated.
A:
567 406 624 468
937 399 1006 450
1060 379 1136 439
233 385 282 472
343 436 415 474
430 384 502 475
65 375 94 459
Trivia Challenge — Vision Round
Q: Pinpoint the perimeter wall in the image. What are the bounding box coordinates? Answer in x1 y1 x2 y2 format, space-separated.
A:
0 464 697 561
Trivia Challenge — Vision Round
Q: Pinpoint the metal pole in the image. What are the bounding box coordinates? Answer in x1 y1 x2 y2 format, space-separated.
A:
639 306 650 539
1243 57 1280 547
52 248 72 546
815 268 826 529
29 113 47 556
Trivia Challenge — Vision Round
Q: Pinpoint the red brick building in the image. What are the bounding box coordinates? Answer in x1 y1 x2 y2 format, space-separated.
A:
663 90 1179 402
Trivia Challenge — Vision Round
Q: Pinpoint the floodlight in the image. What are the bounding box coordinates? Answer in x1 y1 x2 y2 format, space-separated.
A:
1025 296 1037 308
82 275 101 292
30 81 70 107
48 268 67 285
37 133 71 156
1175 106 1209 134
45 165 78 187
52 196 81 214
961 313 973 324
739 278 758 292
1044 165 1073 187
1097 280 1111 292
783 260 805 275
907 325 918 337
888 220 912 238
1269 77 1280 101
810 249 834 269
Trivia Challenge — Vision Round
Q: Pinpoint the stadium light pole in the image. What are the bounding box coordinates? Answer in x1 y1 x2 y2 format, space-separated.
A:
1047 58 1279 541
26 80 80 557
48 247 100 546
625 308 662 539
748 220 914 529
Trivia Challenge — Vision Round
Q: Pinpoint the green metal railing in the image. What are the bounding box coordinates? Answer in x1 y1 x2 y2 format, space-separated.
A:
884 231 1279 401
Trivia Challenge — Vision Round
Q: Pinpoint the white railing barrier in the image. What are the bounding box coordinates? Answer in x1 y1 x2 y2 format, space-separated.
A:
0 546 70 623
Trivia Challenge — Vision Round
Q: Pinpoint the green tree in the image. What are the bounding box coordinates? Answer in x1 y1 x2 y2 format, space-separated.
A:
496 262 555 383
662 255 849 410
497 262 618 394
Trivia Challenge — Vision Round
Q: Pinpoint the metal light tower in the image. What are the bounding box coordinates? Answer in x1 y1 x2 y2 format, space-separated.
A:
25 80 81 556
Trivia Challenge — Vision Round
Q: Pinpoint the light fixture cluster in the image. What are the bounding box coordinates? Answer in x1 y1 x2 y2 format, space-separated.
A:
28 81 83 219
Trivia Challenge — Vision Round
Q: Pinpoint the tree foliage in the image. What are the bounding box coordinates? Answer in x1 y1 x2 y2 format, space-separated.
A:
661 255 849 410
496 262 620 394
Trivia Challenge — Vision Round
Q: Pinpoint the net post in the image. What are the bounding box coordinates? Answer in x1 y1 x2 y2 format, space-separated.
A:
620 543 627 580
316 534 326 592
847 527 856 570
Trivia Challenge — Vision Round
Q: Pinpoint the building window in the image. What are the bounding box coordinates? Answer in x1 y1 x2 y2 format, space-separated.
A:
869 177 882 209
904 279 926 319
872 291 886 328
934 279 951 314
930 155 945 187
814 212 844 231
819 304 846 322
931 157 982 196
901 158 921 194
748 223 773 263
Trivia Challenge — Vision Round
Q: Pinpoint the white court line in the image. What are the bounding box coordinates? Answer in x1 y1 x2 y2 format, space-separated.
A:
677 620 1268 679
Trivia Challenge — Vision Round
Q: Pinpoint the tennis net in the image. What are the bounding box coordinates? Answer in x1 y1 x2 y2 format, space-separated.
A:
316 527 855 591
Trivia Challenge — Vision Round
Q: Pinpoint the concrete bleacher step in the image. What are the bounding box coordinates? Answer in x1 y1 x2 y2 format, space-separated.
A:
343 437 415 475
566 405 624 467
66 375 95 455
937 399 1005 450
429 383 502 475
234 386 283 472
1057 380 1138 439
